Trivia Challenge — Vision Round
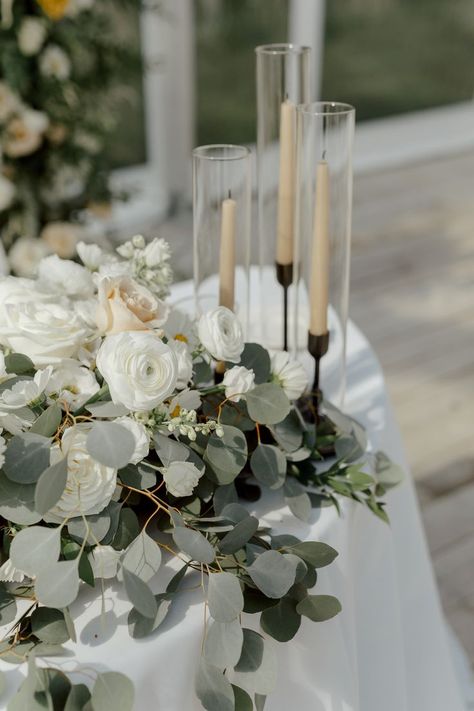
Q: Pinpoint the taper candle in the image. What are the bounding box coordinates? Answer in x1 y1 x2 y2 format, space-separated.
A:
309 160 330 335
219 194 236 310
276 99 296 266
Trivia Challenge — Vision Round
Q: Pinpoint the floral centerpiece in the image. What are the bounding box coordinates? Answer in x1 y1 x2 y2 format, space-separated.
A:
0 0 141 274
0 235 402 710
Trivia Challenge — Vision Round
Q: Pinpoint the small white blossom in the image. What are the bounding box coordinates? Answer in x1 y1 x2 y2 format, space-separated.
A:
39 45 71 81
163 461 203 498
270 351 308 400
46 360 99 409
76 241 106 271
223 366 255 403
18 17 46 56
1 367 52 409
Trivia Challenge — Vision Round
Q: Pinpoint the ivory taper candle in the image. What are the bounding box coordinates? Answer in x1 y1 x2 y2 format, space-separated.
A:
219 194 236 310
309 160 330 335
276 99 296 266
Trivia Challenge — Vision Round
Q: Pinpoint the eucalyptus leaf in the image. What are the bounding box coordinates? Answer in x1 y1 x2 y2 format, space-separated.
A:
271 410 304 452
123 568 157 619
261 597 301 642
213 483 238 515
10 525 61 577
205 426 247 478
232 685 253 711
0 471 41 525
90 671 134 711
118 463 156 490
31 608 69 645
374 451 404 489
255 694 267 711
34 457 68 515
113 508 140 550
172 526 215 564
250 445 287 490
64 684 91 711
246 550 297 599
204 619 244 669
195 660 234 711
296 594 342 622
68 512 111 545
246 383 291 425
208 572 244 622
283 478 311 522
5 353 35 374
238 343 271 383
221 503 250 524
230 629 277 696
35 560 80 608
30 403 62 437
86 422 135 469
121 531 162 582
86 401 129 417
128 592 172 639
154 433 190 467
4 432 51 484
0 584 17 625
218 516 259 555
284 541 338 569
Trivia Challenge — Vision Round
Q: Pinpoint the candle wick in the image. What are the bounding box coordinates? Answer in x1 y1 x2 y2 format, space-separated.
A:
228 189 232 199
322 150 327 161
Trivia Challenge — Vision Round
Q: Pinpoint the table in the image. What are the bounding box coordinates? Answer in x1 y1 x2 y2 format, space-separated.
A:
0 285 467 711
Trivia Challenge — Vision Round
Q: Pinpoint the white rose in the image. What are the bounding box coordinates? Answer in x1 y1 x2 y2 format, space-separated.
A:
8 237 50 277
163 461 203 498
0 301 90 365
46 360 99 409
0 82 19 122
47 424 117 521
4 108 49 158
38 254 94 298
18 17 47 56
39 45 71 80
96 276 169 335
115 417 149 464
88 545 121 580
96 331 178 412
198 307 244 363
270 351 308 400
40 222 83 259
223 366 255 403
169 339 193 390
76 241 106 271
0 175 15 212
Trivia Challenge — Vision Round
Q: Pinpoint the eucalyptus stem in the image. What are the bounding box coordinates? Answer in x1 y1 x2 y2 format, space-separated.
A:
72 384 110 417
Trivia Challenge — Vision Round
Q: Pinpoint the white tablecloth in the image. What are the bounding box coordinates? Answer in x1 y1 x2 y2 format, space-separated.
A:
0 286 467 710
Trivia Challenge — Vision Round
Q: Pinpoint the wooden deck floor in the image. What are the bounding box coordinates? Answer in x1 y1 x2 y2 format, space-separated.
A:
159 148 474 665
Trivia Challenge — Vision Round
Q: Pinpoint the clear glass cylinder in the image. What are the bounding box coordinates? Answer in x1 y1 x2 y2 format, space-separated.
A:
292 102 355 406
255 43 311 349
193 144 251 334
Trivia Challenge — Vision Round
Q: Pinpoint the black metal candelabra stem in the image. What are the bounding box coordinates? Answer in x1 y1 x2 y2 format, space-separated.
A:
276 262 293 352
308 331 330 420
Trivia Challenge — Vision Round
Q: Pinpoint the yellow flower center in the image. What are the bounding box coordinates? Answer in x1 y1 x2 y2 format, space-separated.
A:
174 333 188 343
170 405 181 418
37 0 70 20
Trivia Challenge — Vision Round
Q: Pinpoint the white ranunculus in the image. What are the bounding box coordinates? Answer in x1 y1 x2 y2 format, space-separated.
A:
169 339 193 390
37 254 94 299
4 108 49 158
96 276 169 335
40 222 83 259
96 331 178 412
115 417 149 464
8 236 50 277
163 461 203 498
0 82 19 122
47 424 117 521
46 360 99 409
18 17 46 56
0 367 52 409
0 559 26 583
198 307 244 364
0 301 90 366
223 366 255 403
270 350 308 400
89 545 122 580
39 45 71 80
0 175 15 212
76 241 105 271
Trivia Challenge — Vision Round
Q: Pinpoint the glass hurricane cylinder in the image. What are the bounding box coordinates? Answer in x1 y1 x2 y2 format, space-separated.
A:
193 144 251 334
292 102 355 406
255 43 311 350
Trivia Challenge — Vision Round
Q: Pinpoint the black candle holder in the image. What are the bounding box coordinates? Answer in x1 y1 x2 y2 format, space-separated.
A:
275 262 293 351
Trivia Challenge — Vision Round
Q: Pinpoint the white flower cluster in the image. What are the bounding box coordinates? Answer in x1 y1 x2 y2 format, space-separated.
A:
166 408 224 441
117 235 173 300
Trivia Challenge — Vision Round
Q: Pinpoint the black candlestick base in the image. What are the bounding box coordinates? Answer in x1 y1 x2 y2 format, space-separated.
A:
275 262 293 352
